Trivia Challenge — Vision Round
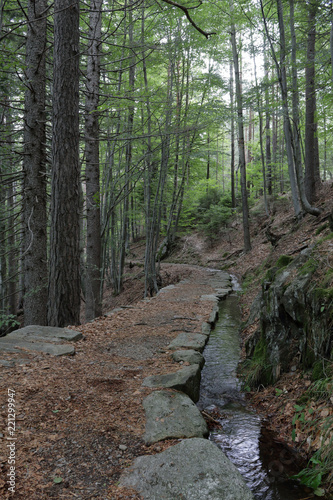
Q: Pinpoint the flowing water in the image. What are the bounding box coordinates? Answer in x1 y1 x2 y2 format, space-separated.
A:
197 282 314 500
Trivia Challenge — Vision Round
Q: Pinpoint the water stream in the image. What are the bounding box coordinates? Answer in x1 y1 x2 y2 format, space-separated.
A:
197 282 314 500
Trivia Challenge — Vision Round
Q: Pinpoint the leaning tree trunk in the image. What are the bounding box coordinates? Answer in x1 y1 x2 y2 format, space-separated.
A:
48 0 81 327
85 0 102 321
23 0 48 326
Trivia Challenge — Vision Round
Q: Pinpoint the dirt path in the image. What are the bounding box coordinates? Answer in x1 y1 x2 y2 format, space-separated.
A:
0 264 227 500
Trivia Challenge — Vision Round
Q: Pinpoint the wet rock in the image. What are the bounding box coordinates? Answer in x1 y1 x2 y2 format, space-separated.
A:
143 391 208 444
119 437 254 499
201 321 211 336
171 349 205 369
142 364 201 402
215 288 231 299
209 305 219 325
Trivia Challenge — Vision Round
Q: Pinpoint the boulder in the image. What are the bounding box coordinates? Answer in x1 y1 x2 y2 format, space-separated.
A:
119 438 254 500
142 364 201 402
143 390 208 444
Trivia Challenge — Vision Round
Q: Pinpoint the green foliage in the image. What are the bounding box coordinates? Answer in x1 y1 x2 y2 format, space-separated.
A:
240 337 273 389
0 312 19 335
192 186 232 241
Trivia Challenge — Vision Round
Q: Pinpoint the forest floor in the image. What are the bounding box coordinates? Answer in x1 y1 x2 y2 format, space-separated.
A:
1 182 333 499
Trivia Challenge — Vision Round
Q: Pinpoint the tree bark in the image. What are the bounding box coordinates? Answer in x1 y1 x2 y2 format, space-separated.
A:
23 0 48 326
264 41 272 196
85 0 102 321
230 17 251 252
230 61 236 208
305 0 320 203
289 0 321 216
48 0 81 327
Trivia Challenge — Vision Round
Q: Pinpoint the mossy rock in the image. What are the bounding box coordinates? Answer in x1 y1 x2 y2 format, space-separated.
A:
276 255 293 268
298 258 318 276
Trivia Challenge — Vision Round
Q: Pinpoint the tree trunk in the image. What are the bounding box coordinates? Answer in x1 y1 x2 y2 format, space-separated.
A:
230 16 251 252
264 42 272 196
305 0 320 203
48 0 81 327
85 0 102 321
117 2 136 294
23 0 48 326
230 61 236 208
289 0 321 216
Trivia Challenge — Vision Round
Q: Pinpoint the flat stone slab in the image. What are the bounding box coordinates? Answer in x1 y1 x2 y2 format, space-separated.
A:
143 390 208 444
0 338 75 356
171 349 205 369
200 294 219 302
119 438 254 500
7 325 82 342
167 332 207 352
215 288 232 299
142 364 201 402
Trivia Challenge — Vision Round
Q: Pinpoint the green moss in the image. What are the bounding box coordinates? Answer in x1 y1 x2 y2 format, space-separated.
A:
314 287 333 303
319 269 333 288
315 223 329 235
276 255 293 268
316 232 333 247
264 267 277 282
298 258 318 276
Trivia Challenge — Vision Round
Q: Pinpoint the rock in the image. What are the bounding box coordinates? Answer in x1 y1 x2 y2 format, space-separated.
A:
119 444 127 451
142 391 208 444
201 322 211 336
167 332 207 352
119 438 254 500
0 338 75 356
8 325 82 342
208 305 219 325
142 364 201 402
200 294 219 303
246 249 333 383
0 359 14 367
215 288 231 299
171 349 205 369
0 325 81 357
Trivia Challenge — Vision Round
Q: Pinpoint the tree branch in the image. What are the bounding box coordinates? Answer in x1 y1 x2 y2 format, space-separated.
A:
160 0 216 38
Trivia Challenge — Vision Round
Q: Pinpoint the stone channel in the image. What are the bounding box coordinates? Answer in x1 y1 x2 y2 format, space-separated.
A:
119 270 255 499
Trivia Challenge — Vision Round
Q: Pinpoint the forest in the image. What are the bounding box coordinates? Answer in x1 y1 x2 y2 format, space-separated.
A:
0 0 332 329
